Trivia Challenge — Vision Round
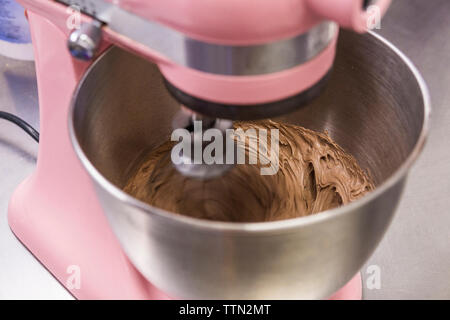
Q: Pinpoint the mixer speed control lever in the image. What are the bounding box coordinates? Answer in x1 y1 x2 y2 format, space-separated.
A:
68 20 102 61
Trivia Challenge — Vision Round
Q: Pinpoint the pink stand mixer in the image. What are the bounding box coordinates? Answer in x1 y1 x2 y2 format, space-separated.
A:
8 0 392 299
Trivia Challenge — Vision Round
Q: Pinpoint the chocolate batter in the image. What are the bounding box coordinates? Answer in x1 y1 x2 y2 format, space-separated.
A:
123 120 374 222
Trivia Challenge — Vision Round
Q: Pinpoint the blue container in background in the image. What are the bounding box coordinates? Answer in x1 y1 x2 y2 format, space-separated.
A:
0 0 33 60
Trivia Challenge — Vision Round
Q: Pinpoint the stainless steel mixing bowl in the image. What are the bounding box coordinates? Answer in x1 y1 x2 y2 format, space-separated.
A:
69 30 430 299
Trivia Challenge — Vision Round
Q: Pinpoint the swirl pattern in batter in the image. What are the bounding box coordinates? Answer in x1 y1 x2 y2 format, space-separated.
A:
123 120 374 222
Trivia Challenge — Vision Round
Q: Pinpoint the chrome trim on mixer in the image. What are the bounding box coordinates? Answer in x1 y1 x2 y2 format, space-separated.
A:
57 0 337 75
107 17 337 76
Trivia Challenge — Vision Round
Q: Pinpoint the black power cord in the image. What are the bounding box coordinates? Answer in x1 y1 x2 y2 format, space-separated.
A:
0 111 39 143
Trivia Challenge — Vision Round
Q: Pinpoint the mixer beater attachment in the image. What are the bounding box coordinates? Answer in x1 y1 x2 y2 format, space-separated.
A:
170 107 234 179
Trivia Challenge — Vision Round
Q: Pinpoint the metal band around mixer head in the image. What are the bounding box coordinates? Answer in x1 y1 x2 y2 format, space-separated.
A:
58 0 337 75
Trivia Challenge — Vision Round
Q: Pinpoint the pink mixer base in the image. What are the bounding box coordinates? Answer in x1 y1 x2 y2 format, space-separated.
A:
9 176 169 300
9 181 361 300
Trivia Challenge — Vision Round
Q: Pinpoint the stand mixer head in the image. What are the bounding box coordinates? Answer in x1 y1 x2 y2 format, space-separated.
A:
58 0 391 178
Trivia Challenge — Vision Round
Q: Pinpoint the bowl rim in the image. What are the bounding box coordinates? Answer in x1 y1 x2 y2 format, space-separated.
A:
68 31 431 233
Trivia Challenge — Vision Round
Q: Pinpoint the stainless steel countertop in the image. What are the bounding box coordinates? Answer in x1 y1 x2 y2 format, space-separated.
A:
0 0 449 299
